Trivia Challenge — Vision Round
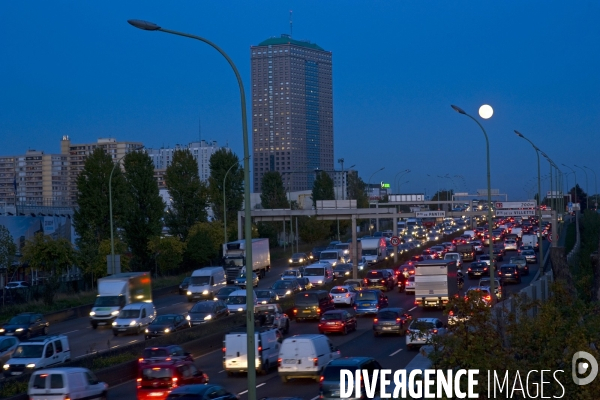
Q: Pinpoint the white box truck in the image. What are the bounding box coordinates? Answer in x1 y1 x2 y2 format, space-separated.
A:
360 237 387 265
223 239 271 283
223 327 280 375
414 260 458 309
522 234 539 252
89 272 152 329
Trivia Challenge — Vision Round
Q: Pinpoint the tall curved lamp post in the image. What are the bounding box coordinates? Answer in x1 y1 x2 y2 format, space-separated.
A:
127 19 257 399
394 169 410 194
584 166 597 209
451 104 496 303
574 165 588 210
223 162 238 245
562 164 578 203
367 167 385 233
109 146 144 274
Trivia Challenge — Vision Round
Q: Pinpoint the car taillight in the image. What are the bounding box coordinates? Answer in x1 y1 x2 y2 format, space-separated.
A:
64 395 71 400
293 309 297 314
345 293 350 298
136 378 141 389
373 318 378 324
432 329 438 334
468 268 472 271
485 295 491 301
406 329 410 334
449 310 454 316
222 347 226 352
314 357 318 366
317 308 321 313
258 346 262 353
320 375 324 382
396 318 401 324
278 358 282 367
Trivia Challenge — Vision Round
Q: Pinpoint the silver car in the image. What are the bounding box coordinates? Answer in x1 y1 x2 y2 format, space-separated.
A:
504 239 518 251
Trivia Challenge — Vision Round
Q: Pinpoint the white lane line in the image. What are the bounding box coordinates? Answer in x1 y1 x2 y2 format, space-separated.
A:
408 306 417 312
239 390 248 395
111 345 120 349
63 330 79 335
256 383 266 388
194 348 222 359
218 370 225 374
389 348 403 357
128 340 138 344
311 396 320 400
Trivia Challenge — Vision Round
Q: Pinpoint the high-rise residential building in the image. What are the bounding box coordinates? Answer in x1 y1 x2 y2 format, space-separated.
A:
251 34 333 193
145 140 222 183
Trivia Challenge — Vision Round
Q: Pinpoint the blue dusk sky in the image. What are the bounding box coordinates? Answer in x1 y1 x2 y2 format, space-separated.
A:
1 1 599 200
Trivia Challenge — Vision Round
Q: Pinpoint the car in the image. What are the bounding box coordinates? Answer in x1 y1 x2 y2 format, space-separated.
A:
509 256 529 275
0 313 49 340
404 276 415 294
234 272 259 289
353 289 388 316
311 247 327 262
504 239 518 251
255 289 279 304
521 249 537 264
363 270 394 291
281 269 303 280
471 240 484 254
255 303 290 332
478 278 503 300
185 300 229 326
447 307 471 326
289 253 310 267
373 308 411 336
294 277 313 291
213 286 239 302
28 367 108 400
4 281 30 290
3 335 71 376
138 360 209 400
405 318 447 350
178 277 191 295
332 263 353 278
465 286 493 306
318 310 357 335
498 265 522 284
442 242 456 252
165 384 236 400
319 357 383 400
329 285 357 306
467 262 489 279
138 345 193 364
293 291 335 321
144 314 190 339
429 245 445 257
271 279 301 298
492 248 504 261
0 336 19 365
518 245 534 254
343 279 366 290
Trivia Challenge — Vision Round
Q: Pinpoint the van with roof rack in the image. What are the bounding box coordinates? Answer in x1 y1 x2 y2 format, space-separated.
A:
3 334 70 377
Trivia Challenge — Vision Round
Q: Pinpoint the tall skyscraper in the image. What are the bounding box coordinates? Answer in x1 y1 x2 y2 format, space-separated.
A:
251 34 333 193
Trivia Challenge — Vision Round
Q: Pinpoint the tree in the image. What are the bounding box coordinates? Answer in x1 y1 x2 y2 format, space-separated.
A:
164 149 208 240
0 225 16 270
298 216 331 244
122 151 165 270
346 171 368 208
312 171 335 207
208 149 243 226
148 236 185 275
184 222 222 267
79 238 130 282
260 171 289 209
21 233 75 305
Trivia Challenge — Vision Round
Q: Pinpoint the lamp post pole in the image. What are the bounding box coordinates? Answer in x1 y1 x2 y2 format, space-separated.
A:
584 166 598 210
394 169 410 194
109 146 144 275
452 105 495 304
338 158 345 200
127 19 257 400
223 162 238 245
574 165 588 210
367 167 385 234
562 164 578 203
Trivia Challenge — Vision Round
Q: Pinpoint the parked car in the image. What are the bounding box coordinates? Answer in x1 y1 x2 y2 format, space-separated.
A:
405 318 447 350
178 277 191 295
0 313 49 340
318 310 357 335
373 308 411 337
186 300 229 326
144 313 190 339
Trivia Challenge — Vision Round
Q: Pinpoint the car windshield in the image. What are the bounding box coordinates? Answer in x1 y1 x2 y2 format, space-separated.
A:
255 306 276 314
272 281 292 289
190 276 210 285
142 348 168 359
119 309 140 319
410 321 435 331
378 310 400 319
523 251 534 255
255 290 271 298
154 315 176 324
141 367 173 381
13 344 43 358
363 249 378 256
321 253 337 260
295 293 318 305
304 268 324 276
8 316 30 325
93 296 121 307
282 271 297 277
191 302 215 312
227 296 246 305
357 292 377 301
330 287 348 294
236 273 250 279
321 313 343 321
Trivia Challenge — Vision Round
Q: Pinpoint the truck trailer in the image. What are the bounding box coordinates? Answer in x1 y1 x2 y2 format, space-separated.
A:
414 260 458 309
223 238 271 283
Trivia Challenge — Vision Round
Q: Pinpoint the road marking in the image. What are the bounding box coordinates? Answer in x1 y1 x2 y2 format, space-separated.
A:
256 383 266 388
311 396 320 400
389 348 403 357
63 330 79 335
408 306 417 312
218 370 225 374
128 340 138 344
194 348 221 359
239 390 248 395
111 345 120 349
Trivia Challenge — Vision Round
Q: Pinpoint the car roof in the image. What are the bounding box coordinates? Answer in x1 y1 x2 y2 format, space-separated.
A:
327 357 375 366
410 318 439 323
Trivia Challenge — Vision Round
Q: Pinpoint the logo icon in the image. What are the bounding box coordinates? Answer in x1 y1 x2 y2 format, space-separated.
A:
572 351 598 385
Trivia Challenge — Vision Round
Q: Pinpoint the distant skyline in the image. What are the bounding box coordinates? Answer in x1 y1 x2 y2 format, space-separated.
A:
1 2 599 200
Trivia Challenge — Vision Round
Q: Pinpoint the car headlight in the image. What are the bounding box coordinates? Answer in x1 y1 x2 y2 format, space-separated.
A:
318 280 322 284
345 271 350 275
3 364 9 370
187 291 192 295
111 310 120 316
26 363 36 368
237 308 243 312
261 300 267 304
204 315 213 320
202 290 209 295
145 328 149 333
89 311 96 316
289 259 293 263
186 315 191 320
164 328 170 333
112 321 117 326
15 328 23 332
285 290 291 295
299 258 304 262
129 320 137 326
213 297 218 301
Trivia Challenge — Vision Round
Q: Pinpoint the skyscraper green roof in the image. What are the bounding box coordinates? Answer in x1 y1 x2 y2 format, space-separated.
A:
257 35 325 51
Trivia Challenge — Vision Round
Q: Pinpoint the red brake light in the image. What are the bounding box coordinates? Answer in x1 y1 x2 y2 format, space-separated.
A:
449 310 454 316
278 358 282 367
222 347 226 352
396 318 401 323
314 357 318 366
320 375 324 382
432 329 438 334
293 309 297 314
373 318 378 323
258 346 262 352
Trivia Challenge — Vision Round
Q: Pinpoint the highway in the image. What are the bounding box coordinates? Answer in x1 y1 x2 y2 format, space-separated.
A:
103 242 546 399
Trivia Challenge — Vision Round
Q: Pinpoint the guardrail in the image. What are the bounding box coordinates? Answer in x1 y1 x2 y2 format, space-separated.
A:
567 213 581 263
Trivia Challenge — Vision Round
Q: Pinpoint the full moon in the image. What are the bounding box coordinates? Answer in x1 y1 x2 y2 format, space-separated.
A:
479 104 494 119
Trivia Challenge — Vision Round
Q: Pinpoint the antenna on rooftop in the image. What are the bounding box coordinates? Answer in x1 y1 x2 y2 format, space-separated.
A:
289 10 293 38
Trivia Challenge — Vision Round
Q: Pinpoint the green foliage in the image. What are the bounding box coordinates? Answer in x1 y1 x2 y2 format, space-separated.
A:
164 149 208 240
208 149 243 223
347 171 369 208
184 222 222 267
0 225 16 269
256 222 279 248
260 171 289 209
122 151 165 270
148 236 185 275
0 379 29 398
311 171 335 207
298 216 331 244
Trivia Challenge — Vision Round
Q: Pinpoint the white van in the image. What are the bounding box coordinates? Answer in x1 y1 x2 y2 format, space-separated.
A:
3 335 71 377
278 334 341 382
28 367 108 400
303 264 334 287
187 267 227 302
224 327 280 374
111 302 156 336
319 250 345 267
226 289 257 313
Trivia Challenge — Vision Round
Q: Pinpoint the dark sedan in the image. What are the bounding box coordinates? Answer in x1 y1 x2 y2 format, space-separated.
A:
165 384 237 400
186 300 229 326
311 247 327 262
213 286 239 302
295 277 313 291
178 277 191 295
144 314 190 339
0 313 48 339
289 253 310 267
373 308 411 336
255 289 279 304
318 310 357 335
467 262 489 279
332 263 353 278
271 279 301 298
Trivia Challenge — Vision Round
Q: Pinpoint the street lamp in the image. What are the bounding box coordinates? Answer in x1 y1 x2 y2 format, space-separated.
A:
584 166 598 209
128 19 257 400
223 162 238 245
367 167 385 234
109 146 144 275
562 164 578 203
451 104 495 303
394 169 410 194
574 165 588 210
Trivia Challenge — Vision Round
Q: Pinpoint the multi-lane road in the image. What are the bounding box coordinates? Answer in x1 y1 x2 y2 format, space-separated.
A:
103 242 546 399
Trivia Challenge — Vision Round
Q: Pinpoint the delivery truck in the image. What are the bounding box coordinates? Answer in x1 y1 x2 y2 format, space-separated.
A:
414 260 458 309
223 238 271 283
360 237 387 265
89 272 152 328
